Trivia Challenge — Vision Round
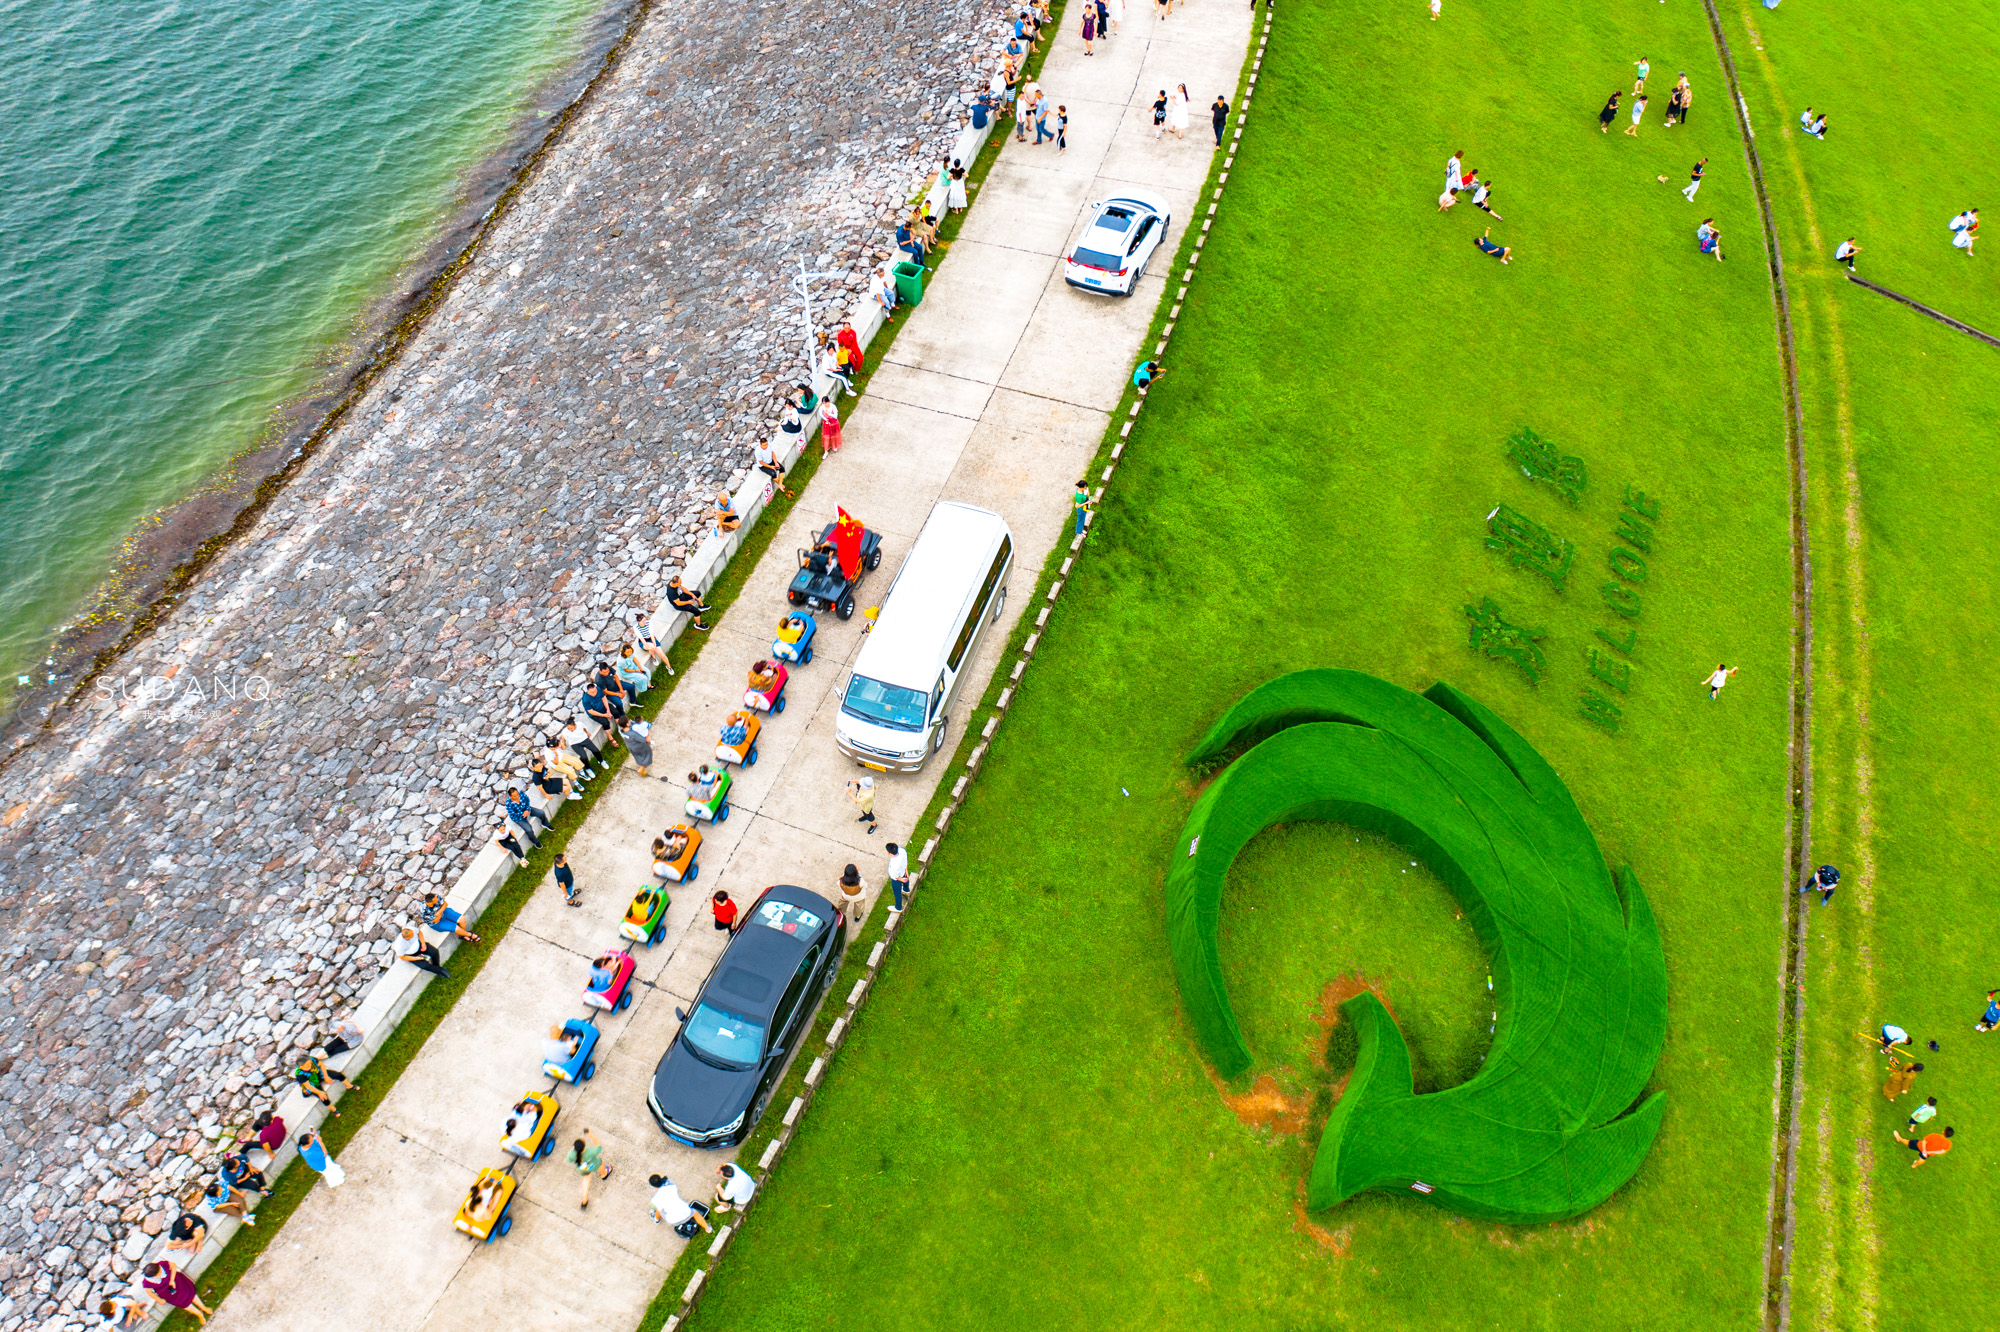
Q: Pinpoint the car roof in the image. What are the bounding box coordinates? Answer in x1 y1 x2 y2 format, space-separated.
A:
854 502 1009 689
698 885 833 1020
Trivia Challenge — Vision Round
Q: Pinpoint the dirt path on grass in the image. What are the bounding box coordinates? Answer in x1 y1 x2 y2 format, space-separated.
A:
1711 2 1881 1327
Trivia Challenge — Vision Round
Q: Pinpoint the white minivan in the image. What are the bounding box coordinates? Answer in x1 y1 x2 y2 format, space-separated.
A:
835 502 1013 772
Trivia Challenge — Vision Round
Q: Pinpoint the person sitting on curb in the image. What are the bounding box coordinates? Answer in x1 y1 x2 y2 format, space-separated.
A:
293 1050 355 1114
495 825 531 867
666 576 713 632
1132 360 1165 389
713 1162 757 1213
710 490 742 535
422 892 480 943
752 438 795 499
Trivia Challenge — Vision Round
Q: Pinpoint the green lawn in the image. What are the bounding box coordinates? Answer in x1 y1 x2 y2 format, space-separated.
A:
690 0 1804 1327
1724 2 2000 1327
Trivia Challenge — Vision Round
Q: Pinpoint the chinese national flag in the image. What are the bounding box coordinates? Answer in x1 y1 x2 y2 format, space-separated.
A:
831 509 865 579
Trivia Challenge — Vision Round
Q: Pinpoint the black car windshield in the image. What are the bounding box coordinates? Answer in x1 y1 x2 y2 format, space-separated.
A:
842 674 928 731
682 1002 767 1068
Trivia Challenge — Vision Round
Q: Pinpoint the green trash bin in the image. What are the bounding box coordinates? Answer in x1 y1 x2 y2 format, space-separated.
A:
893 260 926 307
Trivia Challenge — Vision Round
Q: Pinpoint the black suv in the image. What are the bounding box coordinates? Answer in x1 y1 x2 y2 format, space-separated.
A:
647 885 848 1147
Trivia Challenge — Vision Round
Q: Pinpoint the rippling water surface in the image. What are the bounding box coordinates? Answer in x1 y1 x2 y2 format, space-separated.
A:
0 0 605 679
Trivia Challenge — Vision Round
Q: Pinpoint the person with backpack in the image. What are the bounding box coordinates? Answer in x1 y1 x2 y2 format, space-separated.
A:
1799 864 1839 905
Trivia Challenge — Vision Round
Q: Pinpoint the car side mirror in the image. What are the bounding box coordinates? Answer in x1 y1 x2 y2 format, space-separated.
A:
769 1047 786 1063
674 1007 686 1022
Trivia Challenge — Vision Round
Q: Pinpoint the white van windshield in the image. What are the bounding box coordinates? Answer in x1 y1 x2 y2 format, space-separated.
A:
842 674 928 731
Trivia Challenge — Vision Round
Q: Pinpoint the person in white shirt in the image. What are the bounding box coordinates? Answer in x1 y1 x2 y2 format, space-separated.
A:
1471 180 1501 220
648 1175 712 1233
1703 664 1738 699
1445 151 1463 194
559 718 602 778
713 1163 757 1213
885 841 911 910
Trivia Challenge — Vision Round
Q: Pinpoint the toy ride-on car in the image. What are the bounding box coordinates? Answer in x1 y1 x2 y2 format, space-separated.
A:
787 521 884 620
715 710 761 768
621 883 672 946
654 824 702 883
772 611 817 665
744 659 789 714
542 1018 601 1083
501 1089 561 1162
685 768 733 823
455 1167 519 1242
582 949 637 1013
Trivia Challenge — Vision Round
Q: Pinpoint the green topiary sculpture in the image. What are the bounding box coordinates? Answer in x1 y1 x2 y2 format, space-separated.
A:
1167 669 1666 1223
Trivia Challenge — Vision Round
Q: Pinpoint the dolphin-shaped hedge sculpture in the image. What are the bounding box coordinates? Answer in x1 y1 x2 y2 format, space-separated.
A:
1167 669 1667 1223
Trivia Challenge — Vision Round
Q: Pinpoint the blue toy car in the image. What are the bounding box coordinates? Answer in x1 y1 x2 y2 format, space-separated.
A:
772 611 817 665
543 1018 601 1083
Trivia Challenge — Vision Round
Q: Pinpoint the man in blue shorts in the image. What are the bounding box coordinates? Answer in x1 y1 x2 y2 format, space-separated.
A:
1976 988 2000 1033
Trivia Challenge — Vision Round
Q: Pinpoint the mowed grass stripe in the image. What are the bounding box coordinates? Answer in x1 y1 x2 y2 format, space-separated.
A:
691 1 1796 1327
1728 3 2000 1328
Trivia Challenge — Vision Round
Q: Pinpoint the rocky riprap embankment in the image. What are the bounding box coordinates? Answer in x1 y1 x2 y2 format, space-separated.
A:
0 0 1018 1322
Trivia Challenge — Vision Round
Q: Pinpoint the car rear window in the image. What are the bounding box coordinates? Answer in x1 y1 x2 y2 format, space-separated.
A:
754 900 824 935
1071 247 1126 272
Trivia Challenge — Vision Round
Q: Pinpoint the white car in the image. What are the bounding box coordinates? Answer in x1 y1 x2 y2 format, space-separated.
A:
1062 190 1172 296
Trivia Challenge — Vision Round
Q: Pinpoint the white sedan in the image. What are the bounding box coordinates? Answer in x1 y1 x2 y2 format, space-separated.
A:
1062 190 1173 296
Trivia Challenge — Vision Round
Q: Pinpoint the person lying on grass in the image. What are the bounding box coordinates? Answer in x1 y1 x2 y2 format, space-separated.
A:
1474 228 1512 264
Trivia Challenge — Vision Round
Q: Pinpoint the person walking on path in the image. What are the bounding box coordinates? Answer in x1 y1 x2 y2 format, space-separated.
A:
294 1051 355 1113
1471 179 1502 219
818 392 844 452
554 852 580 907
886 841 911 911
1975 988 2000 1032
569 1130 611 1208
847 775 878 834
142 1260 213 1326
1056 105 1069 154
1892 1126 1954 1167
1834 237 1860 271
837 863 868 920
1152 89 1169 138
397 927 451 980
1169 84 1191 140
1624 94 1648 135
1704 663 1736 698
1073 481 1093 536
625 718 657 778
711 889 739 932
1080 5 1095 55
1107 0 1122 33
1882 1060 1922 1099
1683 157 1707 201
1908 1096 1939 1131
1798 864 1839 905
296 1128 346 1187
1597 89 1622 132
1212 95 1229 145
1634 56 1649 93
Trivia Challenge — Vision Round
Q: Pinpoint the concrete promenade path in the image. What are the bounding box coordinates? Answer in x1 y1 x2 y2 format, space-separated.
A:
211 7 1248 1328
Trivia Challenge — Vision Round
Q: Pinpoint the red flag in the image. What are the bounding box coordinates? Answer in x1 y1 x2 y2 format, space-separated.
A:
831 509 865 579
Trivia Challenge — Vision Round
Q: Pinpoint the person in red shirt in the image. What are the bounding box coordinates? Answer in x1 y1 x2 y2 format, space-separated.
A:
835 321 864 375
710 890 739 933
1893 1125 1954 1167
